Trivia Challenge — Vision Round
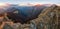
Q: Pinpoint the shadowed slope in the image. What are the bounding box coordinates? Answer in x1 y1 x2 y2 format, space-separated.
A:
7 5 47 24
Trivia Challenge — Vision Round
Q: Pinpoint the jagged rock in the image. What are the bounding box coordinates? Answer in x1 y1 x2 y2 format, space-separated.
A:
12 23 22 29
3 23 13 29
29 4 59 29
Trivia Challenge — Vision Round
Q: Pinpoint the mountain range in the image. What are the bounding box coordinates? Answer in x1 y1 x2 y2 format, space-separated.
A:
0 4 59 24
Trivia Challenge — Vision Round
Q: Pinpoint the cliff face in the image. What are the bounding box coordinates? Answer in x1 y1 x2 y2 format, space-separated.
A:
29 4 59 29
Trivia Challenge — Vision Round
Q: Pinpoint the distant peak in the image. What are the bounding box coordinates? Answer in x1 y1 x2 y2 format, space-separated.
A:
50 4 57 8
35 4 41 6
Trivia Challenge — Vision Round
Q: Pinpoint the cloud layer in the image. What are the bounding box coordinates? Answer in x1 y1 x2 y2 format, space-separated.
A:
0 0 59 4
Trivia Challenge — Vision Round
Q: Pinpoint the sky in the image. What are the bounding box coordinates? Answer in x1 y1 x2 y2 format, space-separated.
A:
0 0 60 4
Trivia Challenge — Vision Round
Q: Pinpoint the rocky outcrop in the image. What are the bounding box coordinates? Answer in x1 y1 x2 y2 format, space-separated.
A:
30 4 59 29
